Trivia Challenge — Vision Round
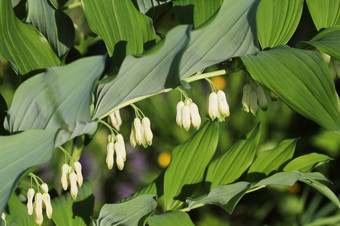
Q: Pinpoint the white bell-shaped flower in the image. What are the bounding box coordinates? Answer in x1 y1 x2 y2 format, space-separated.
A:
208 92 219 120
69 172 78 200
242 84 251 112
176 101 184 127
34 193 43 225
27 188 35 215
130 125 137 148
61 164 70 191
73 161 83 187
115 134 126 161
1 212 5 226
133 118 143 145
250 90 258 115
40 183 48 194
142 117 153 146
255 85 268 110
217 90 230 118
182 105 191 131
109 110 122 131
106 141 114 170
190 102 201 130
42 193 53 219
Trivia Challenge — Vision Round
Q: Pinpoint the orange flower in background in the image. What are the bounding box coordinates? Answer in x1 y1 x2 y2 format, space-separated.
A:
211 76 227 90
158 152 171 168
287 182 301 194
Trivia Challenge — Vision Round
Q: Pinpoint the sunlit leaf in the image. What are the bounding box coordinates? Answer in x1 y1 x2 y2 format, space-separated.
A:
164 121 219 211
52 182 94 226
283 153 332 172
306 0 340 31
5 193 35 225
186 182 250 214
134 0 171 14
4 56 105 146
93 25 190 119
242 46 340 132
256 0 304 49
0 130 57 214
180 0 260 78
304 25 340 61
148 211 194 226
247 139 297 179
0 0 60 74
205 124 260 189
81 0 156 65
27 0 75 58
96 194 157 226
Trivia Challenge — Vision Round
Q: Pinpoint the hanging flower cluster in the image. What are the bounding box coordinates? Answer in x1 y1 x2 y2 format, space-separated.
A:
26 182 52 225
1 212 6 226
176 98 201 131
60 161 83 200
242 82 268 115
106 133 126 170
130 117 153 148
208 90 230 121
108 110 122 131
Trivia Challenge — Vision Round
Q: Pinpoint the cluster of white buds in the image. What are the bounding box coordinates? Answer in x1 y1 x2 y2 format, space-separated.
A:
1 212 6 226
106 134 126 170
208 90 230 121
108 110 122 131
176 99 201 131
242 83 268 115
60 161 83 200
130 117 153 148
27 183 52 225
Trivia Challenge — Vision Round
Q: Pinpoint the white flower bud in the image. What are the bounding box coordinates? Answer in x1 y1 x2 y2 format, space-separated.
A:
116 154 125 171
142 117 153 146
34 193 43 225
27 188 35 215
1 212 5 226
242 84 251 112
42 193 53 219
182 105 191 131
69 172 78 200
107 134 115 143
255 86 268 110
208 92 218 120
190 102 201 130
130 125 137 148
115 134 126 161
40 183 48 194
73 161 83 187
250 90 258 115
133 118 143 145
106 142 114 170
139 125 148 148
61 164 70 191
176 101 184 127
217 90 230 117
115 110 122 129
109 110 122 131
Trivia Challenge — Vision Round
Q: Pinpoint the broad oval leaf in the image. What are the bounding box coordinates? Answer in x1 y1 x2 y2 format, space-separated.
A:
242 46 340 132
4 56 105 146
253 172 301 188
306 0 340 31
164 121 219 211
93 25 190 119
148 211 194 226
135 0 171 14
52 182 94 226
283 153 332 172
205 124 261 189
96 194 158 226
173 0 222 29
256 0 304 49
5 193 35 225
186 182 250 214
247 139 297 180
180 0 260 78
0 0 60 74
304 25 340 61
27 0 75 58
81 0 156 65
0 130 57 214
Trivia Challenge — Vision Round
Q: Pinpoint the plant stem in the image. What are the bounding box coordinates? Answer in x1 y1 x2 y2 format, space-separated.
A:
246 185 266 194
184 69 227 83
99 119 117 134
58 146 72 159
65 1 81 10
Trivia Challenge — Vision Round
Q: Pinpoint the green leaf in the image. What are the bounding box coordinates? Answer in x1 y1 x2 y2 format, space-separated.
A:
205 124 261 189
254 172 301 187
306 0 340 31
173 0 222 28
283 153 332 172
148 211 194 226
247 139 297 179
93 25 190 119
81 0 156 65
0 0 60 74
301 179 340 208
52 181 94 226
27 0 75 58
134 0 171 14
5 193 35 225
299 172 332 183
242 46 340 132
304 25 340 61
186 182 250 214
0 130 57 214
4 56 105 146
180 0 260 78
164 121 219 211
256 0 304 49
96 194 158 226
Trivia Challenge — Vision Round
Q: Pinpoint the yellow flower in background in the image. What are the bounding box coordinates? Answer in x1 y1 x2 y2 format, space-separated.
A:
158 152 171 168
211 76 227 90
